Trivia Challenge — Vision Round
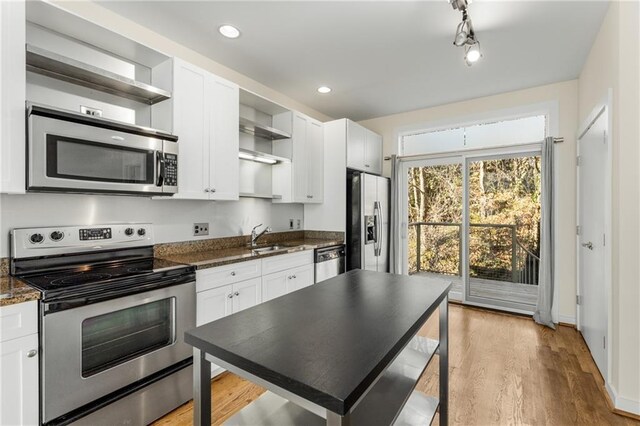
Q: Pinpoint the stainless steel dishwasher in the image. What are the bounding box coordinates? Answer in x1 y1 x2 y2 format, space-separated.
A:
314 244 346 283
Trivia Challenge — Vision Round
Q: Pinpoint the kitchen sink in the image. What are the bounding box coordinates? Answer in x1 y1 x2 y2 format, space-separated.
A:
252 245 287 254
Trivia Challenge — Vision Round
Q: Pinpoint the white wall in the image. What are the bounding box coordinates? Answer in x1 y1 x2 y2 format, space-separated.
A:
358 81 579 325
0 194 302 257
578 0 640 414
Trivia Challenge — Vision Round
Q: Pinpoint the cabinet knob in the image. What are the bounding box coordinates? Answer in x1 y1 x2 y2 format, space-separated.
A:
287 276 291 280
228 293 233 299
365 164 370 168
231 271 236 276
211 188 216 193
234 291 240 296
204 188 210 193
292 275 297 279
27 349 38 358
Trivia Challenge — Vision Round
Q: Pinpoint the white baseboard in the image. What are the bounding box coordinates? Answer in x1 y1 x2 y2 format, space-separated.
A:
606 382 640 416
558 314 576 325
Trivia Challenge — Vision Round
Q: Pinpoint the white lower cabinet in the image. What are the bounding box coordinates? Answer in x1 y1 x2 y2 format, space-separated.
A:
196 278 262 326
0 301 39 426
262 264 314 302
196 284 233 326
231 278 262 313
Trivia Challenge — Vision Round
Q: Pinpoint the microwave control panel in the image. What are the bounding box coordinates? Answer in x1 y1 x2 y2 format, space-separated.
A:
79 227 112 241
164 153 177 186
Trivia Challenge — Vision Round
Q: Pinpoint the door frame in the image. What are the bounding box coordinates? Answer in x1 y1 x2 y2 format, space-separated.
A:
575 91 613 391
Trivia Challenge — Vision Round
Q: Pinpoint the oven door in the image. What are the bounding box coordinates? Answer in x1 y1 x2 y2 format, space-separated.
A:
41 281 195 424
29 114 167 195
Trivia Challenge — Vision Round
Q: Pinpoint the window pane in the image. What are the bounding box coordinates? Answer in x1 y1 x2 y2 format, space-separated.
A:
82 298 174 377
401 115 546 155
465 116 546 148
407 164 463 276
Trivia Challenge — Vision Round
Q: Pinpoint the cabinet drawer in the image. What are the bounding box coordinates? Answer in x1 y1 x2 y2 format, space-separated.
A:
196 260 261 292
261 251 313 276
0 301 38 342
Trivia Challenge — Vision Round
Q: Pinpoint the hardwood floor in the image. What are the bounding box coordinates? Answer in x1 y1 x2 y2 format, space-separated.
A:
156 304 638 425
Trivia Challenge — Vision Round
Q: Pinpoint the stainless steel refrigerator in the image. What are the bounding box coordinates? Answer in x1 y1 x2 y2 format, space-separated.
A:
346 171 389 272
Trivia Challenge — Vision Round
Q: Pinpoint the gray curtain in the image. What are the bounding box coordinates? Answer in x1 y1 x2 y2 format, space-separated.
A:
533 137 556 329
389 155 402 274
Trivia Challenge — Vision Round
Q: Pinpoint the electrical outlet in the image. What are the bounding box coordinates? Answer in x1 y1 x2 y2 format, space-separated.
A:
296 219 301 230
289 219 294 230
193 223 209 236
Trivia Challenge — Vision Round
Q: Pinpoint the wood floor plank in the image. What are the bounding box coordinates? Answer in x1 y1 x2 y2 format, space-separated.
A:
156 304 638 425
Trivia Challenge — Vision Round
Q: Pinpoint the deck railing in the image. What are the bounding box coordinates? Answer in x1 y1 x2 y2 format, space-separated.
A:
409 222 540 285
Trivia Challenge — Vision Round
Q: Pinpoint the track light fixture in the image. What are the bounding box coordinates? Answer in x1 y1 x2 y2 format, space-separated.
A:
449 0 482 66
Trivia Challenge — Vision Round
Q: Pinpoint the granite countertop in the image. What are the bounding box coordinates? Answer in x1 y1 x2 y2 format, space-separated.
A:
0 275 40 307
159 238 343 270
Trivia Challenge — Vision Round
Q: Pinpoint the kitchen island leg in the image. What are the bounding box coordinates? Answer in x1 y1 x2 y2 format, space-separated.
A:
193 348 211 426
439 296 449 426
326 411 351 426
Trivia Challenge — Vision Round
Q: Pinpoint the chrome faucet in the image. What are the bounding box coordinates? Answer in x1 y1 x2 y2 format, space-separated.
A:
250 224 271 247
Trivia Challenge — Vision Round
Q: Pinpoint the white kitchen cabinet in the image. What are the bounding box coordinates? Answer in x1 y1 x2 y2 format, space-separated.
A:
0 0 26 194
273 112 324 204
0 301 39 426
262 263 315 302
261 270 289 302
196 284 233 326
196 276 260 378
289 264 314 292
346 120 383 175
231 278 262 312
153 58 239 200
196 277 261 325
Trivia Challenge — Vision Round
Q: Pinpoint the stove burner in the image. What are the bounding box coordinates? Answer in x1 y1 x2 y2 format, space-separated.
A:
50 273 112 286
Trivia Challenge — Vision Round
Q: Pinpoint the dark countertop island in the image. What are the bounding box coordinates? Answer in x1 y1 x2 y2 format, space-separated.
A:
186 269 451 426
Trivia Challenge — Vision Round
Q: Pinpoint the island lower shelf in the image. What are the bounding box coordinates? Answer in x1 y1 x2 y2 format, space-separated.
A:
224 336 440 426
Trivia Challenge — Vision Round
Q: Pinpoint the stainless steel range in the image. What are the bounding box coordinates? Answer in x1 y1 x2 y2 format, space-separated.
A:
11 224 195 426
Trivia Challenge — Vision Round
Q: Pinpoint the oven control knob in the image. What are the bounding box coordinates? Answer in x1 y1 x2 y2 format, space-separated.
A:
29 233 44 244
50 231 64 241
125 228 134 236
137 228 146 237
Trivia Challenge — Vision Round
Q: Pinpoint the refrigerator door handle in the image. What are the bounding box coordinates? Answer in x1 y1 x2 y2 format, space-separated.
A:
374 201 382 257
377 201 384 258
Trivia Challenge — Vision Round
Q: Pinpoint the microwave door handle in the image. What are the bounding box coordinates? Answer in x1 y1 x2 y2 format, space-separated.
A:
156 151 165 187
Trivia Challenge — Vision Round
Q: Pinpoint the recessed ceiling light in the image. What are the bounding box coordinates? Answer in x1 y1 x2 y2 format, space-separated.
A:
219 25 240 39
317 86 331 94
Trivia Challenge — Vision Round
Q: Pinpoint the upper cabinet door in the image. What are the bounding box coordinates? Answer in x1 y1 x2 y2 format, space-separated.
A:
292 113 308 203
306 119 324 203
171 59 210 200
0 0 26 194
346 120 366 170
208 76 239 201
365 130 383 175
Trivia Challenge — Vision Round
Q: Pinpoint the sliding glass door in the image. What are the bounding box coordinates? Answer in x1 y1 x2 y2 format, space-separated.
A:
402 149 541 312
402 157 464 300
465 153 541 310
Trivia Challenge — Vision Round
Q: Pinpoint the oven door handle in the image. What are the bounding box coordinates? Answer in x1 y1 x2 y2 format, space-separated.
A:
156 151 165 187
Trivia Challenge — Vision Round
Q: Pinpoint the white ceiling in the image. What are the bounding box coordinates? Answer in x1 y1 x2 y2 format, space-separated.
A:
97 1 609 121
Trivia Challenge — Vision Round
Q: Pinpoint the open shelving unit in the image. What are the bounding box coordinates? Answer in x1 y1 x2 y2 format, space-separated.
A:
238 148 290 165
224 335 441 426
25 44 171 105
239 116 291 140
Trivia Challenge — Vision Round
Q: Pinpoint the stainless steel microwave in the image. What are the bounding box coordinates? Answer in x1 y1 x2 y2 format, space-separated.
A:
27 103 178 196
